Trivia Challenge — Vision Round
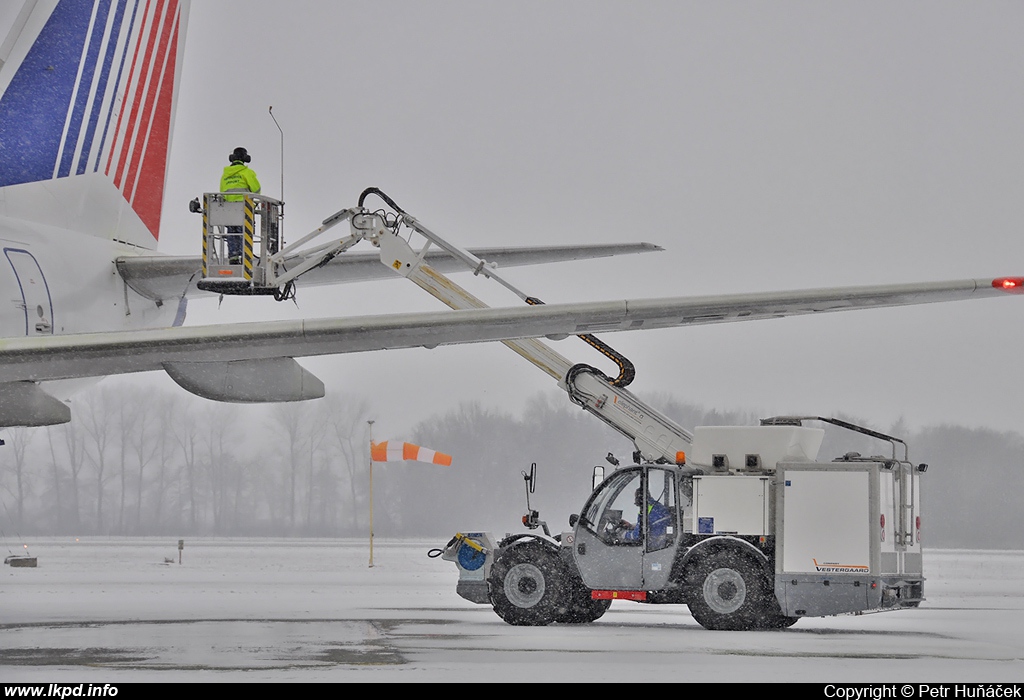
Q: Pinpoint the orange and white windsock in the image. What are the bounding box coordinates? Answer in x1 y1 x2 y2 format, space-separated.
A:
371 441 452 466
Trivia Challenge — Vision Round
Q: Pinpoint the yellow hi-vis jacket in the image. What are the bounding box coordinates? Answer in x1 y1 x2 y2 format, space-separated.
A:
220 162 261 201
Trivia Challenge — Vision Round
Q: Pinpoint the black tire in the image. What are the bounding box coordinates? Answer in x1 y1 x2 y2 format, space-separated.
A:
686 550 771 631
759 589 799 629
767 614 799 628
559 596 611 624
488 545 567 626
761 585 798 630
557 576 611 624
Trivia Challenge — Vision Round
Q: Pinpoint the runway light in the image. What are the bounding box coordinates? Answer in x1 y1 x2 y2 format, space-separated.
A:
992 277 1024 293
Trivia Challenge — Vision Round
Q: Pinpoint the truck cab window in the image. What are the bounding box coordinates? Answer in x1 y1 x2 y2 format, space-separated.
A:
581 468 643 547
646 468 677 552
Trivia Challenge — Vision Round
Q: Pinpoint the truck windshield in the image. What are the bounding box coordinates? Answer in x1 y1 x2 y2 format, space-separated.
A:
581 469 643 546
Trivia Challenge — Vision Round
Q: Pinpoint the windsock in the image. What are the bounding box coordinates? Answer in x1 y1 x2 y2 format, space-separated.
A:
371 441 452 466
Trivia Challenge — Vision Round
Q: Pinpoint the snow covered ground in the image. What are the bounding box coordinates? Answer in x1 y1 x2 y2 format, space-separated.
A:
2 538 1022 682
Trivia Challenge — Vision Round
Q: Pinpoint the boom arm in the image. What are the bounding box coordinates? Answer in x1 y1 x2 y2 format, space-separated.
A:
362 195 693 463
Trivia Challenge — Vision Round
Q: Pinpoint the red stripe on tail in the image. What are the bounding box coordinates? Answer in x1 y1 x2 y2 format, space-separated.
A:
126 1 178 238
112 0 164 188
122 0 175 204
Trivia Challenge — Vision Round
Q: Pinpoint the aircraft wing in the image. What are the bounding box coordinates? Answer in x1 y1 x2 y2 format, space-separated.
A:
1 275 1019 426
115 242 663 302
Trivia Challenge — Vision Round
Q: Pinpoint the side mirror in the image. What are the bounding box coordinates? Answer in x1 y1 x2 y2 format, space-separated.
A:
592 465 605 492
569 514 579 528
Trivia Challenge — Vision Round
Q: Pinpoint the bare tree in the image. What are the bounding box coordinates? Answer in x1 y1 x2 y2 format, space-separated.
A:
172 398 202 531
46 419 87 531
79 387 116 533
149 392 182 531
303 407 329 531
270 402 307 533
201 402 245 532
113 393 138 532
122 389 159 533
0 427 34 530
326 396 372 533
43 427 64 531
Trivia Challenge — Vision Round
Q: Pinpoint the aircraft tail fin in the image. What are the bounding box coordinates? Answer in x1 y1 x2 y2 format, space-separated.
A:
0 0 190 248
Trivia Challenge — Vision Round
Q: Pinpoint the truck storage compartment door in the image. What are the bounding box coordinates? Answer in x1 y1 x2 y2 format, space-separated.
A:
879 463 923 577
775 464 882 616
879 465 900 575
691 475 770 537
902 465 923 577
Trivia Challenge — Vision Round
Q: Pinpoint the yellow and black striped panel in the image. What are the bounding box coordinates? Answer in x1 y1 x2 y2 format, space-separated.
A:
201 194 209 276
243 197 255 280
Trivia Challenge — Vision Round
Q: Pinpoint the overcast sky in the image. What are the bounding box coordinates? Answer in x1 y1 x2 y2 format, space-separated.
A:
114 1 1024 439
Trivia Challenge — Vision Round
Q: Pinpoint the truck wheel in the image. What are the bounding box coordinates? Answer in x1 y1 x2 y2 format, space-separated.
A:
687 551 768 631
488 545 566 626
557 577 611 624
560 596 611 624
766 614 799 628
760 590 799 628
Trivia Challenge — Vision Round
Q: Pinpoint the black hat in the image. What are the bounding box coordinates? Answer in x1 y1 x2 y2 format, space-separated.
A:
229 147 251 164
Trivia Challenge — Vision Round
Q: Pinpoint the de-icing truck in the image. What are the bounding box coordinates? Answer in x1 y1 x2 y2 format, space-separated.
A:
190 186 927 630
440 417 925 630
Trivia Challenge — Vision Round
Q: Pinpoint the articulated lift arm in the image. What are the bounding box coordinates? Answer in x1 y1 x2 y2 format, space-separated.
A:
195 187 690 462
359 192 692 464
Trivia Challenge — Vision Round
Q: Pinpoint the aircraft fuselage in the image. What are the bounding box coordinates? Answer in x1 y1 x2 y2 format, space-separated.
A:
0 215 177 400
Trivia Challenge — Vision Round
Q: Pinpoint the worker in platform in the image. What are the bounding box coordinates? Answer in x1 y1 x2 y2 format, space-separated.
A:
220 147 261 264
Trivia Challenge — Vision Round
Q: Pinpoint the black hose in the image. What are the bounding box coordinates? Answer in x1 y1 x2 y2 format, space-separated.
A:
358 187 409 217
427 535 459 558
525 297 635 387
360 189 636 387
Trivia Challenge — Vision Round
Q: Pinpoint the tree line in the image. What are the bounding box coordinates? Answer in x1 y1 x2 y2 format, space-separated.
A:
1 380 1021 548
0 381 371 537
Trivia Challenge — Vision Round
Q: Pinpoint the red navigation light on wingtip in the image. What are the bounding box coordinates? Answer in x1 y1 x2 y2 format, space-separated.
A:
992 277 1024 293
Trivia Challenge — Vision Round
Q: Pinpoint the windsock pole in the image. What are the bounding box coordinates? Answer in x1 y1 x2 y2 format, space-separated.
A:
368 419 375 568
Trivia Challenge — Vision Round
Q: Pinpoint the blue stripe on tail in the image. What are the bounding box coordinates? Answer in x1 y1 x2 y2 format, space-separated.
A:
77 0 128 176
58 0 113 178
92 0 140 174
0 0 95 187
